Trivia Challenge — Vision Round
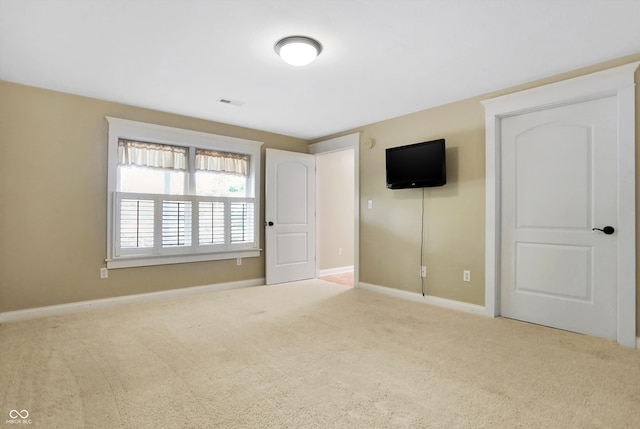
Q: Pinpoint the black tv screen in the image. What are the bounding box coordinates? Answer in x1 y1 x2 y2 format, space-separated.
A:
386 139 446 189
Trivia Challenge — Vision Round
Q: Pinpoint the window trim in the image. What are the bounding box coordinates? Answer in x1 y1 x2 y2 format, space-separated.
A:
106 117 263 269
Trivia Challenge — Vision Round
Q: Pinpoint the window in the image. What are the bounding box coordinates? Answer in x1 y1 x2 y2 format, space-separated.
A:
106 117 263 269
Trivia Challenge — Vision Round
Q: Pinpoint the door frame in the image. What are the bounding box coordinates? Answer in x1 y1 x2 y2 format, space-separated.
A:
308 133 360 287
481 62 639 348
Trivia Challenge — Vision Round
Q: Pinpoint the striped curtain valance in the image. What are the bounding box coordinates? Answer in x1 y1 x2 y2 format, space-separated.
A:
118 139 187 170
195 148 249 176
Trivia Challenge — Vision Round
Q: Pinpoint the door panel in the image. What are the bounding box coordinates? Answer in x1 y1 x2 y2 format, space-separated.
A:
515 243 591 300
515 125 590 229
276 162 309 224
276 232 309 265
265 149 315 285
500 96 617 339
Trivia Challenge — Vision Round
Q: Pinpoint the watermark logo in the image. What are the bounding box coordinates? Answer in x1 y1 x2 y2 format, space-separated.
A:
6 410 31 425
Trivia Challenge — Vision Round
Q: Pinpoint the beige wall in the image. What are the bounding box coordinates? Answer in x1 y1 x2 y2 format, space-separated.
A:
315 54 640 333
0 81 308 313
316 149 355 271
356 100 486 304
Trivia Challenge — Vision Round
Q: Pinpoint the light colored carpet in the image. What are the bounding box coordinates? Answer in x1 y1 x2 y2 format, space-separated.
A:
1 280 639 428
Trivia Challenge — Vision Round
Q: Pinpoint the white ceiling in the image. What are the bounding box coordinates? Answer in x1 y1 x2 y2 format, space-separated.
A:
1 0 639 140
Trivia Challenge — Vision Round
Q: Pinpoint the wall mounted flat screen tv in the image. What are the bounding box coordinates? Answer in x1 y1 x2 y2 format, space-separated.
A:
386 139 446 189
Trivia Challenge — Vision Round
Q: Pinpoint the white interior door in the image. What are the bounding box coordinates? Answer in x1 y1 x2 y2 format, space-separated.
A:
500 96 618 339
265 149 316 285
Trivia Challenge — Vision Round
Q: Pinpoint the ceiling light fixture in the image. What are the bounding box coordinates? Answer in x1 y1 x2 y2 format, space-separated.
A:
274 36 323 67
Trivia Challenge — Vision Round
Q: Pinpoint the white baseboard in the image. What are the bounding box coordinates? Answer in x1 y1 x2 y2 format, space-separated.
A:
0 278 265 324
318 265 354 277
358 282 487 316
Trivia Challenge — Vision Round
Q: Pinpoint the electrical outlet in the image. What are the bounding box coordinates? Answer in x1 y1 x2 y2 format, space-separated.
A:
100 268 108 279
338 247 343 255
236 258 242 266
463 270 471 282
421 266 427 278
368 200 373 209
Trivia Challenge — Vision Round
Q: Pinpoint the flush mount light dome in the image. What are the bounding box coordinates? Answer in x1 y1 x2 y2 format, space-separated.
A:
274 36 323 66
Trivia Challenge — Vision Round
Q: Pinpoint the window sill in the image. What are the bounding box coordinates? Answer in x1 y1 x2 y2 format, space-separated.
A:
106 249 261 269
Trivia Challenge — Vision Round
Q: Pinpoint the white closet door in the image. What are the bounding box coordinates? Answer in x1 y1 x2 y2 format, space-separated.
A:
500 96 618 339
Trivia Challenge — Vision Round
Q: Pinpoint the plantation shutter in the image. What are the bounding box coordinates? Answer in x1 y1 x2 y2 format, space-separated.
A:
119 198 154 249
162 200 192 247
230 201 255 243
199 201 225 245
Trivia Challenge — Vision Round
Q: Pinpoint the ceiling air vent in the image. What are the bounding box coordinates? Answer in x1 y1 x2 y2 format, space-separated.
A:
218 98 244 107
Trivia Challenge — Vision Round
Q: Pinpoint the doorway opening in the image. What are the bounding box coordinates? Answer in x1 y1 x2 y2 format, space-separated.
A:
309 133 360 288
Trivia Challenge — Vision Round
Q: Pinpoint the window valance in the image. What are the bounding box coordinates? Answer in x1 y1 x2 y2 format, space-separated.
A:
118 139 187 170
195 148 249 176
